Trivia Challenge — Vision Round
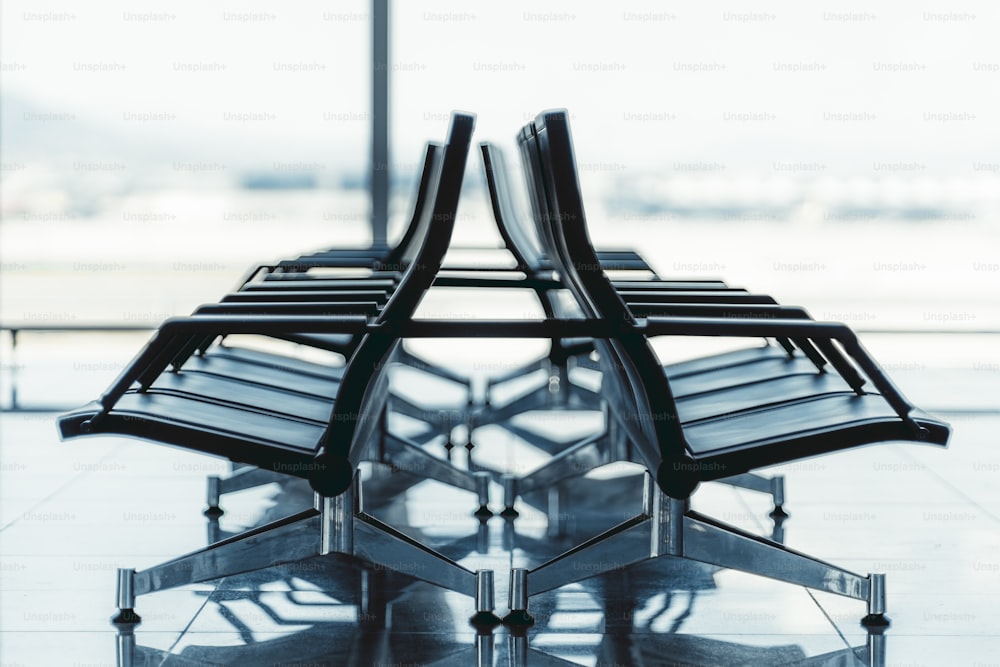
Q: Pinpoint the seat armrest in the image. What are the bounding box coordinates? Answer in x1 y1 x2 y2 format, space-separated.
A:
642 316 923 436
86 314 371 430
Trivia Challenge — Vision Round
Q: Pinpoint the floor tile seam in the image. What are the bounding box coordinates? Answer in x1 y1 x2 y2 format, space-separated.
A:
0 454 115 534
804 587 858 656
164 579 221 661
895 445 1000 524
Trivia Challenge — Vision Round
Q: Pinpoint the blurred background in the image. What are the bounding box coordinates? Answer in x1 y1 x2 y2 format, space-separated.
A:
1 0 998 407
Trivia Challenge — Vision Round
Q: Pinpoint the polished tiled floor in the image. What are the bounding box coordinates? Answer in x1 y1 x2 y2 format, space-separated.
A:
1 335 999 666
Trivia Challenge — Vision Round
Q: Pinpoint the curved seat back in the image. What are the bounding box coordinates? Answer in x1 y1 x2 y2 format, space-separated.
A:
518 111 691 492
318 112 476 489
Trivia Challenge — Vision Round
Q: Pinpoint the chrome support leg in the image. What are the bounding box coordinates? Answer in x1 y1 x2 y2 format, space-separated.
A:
111 568 140 625
502 568 534 626
471 569 501 627
474 472 492 517
862 572 890 628
204 476 223 517
501 474 518 518
475 570 495 613
770 474 788 519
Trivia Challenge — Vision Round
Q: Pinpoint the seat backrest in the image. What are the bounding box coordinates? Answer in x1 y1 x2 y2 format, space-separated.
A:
483 142 578 320
378 142 442 270
524 115 635 325
480 143 546 274
519 110 696 496
373 113 475 325
316 112 476 489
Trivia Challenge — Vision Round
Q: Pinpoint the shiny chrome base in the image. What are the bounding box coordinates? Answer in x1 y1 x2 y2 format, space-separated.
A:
115 478 497 626
512 473 888 628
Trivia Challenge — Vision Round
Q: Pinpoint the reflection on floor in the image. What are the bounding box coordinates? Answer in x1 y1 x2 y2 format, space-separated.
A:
1 354 999 666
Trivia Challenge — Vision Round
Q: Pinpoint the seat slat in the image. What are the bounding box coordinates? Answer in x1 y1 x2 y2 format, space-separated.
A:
669 357 821 398
207 346 348 379
112 392 325 454
662 345 790 378
181 355 342 397
675 373 852 424
150 372 336 424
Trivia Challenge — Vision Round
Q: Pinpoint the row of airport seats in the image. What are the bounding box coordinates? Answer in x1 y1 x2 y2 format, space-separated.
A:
59 110 950 631
203 128 797 528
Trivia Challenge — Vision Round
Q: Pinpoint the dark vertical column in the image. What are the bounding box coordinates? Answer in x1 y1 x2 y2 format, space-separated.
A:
371 0 389 247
